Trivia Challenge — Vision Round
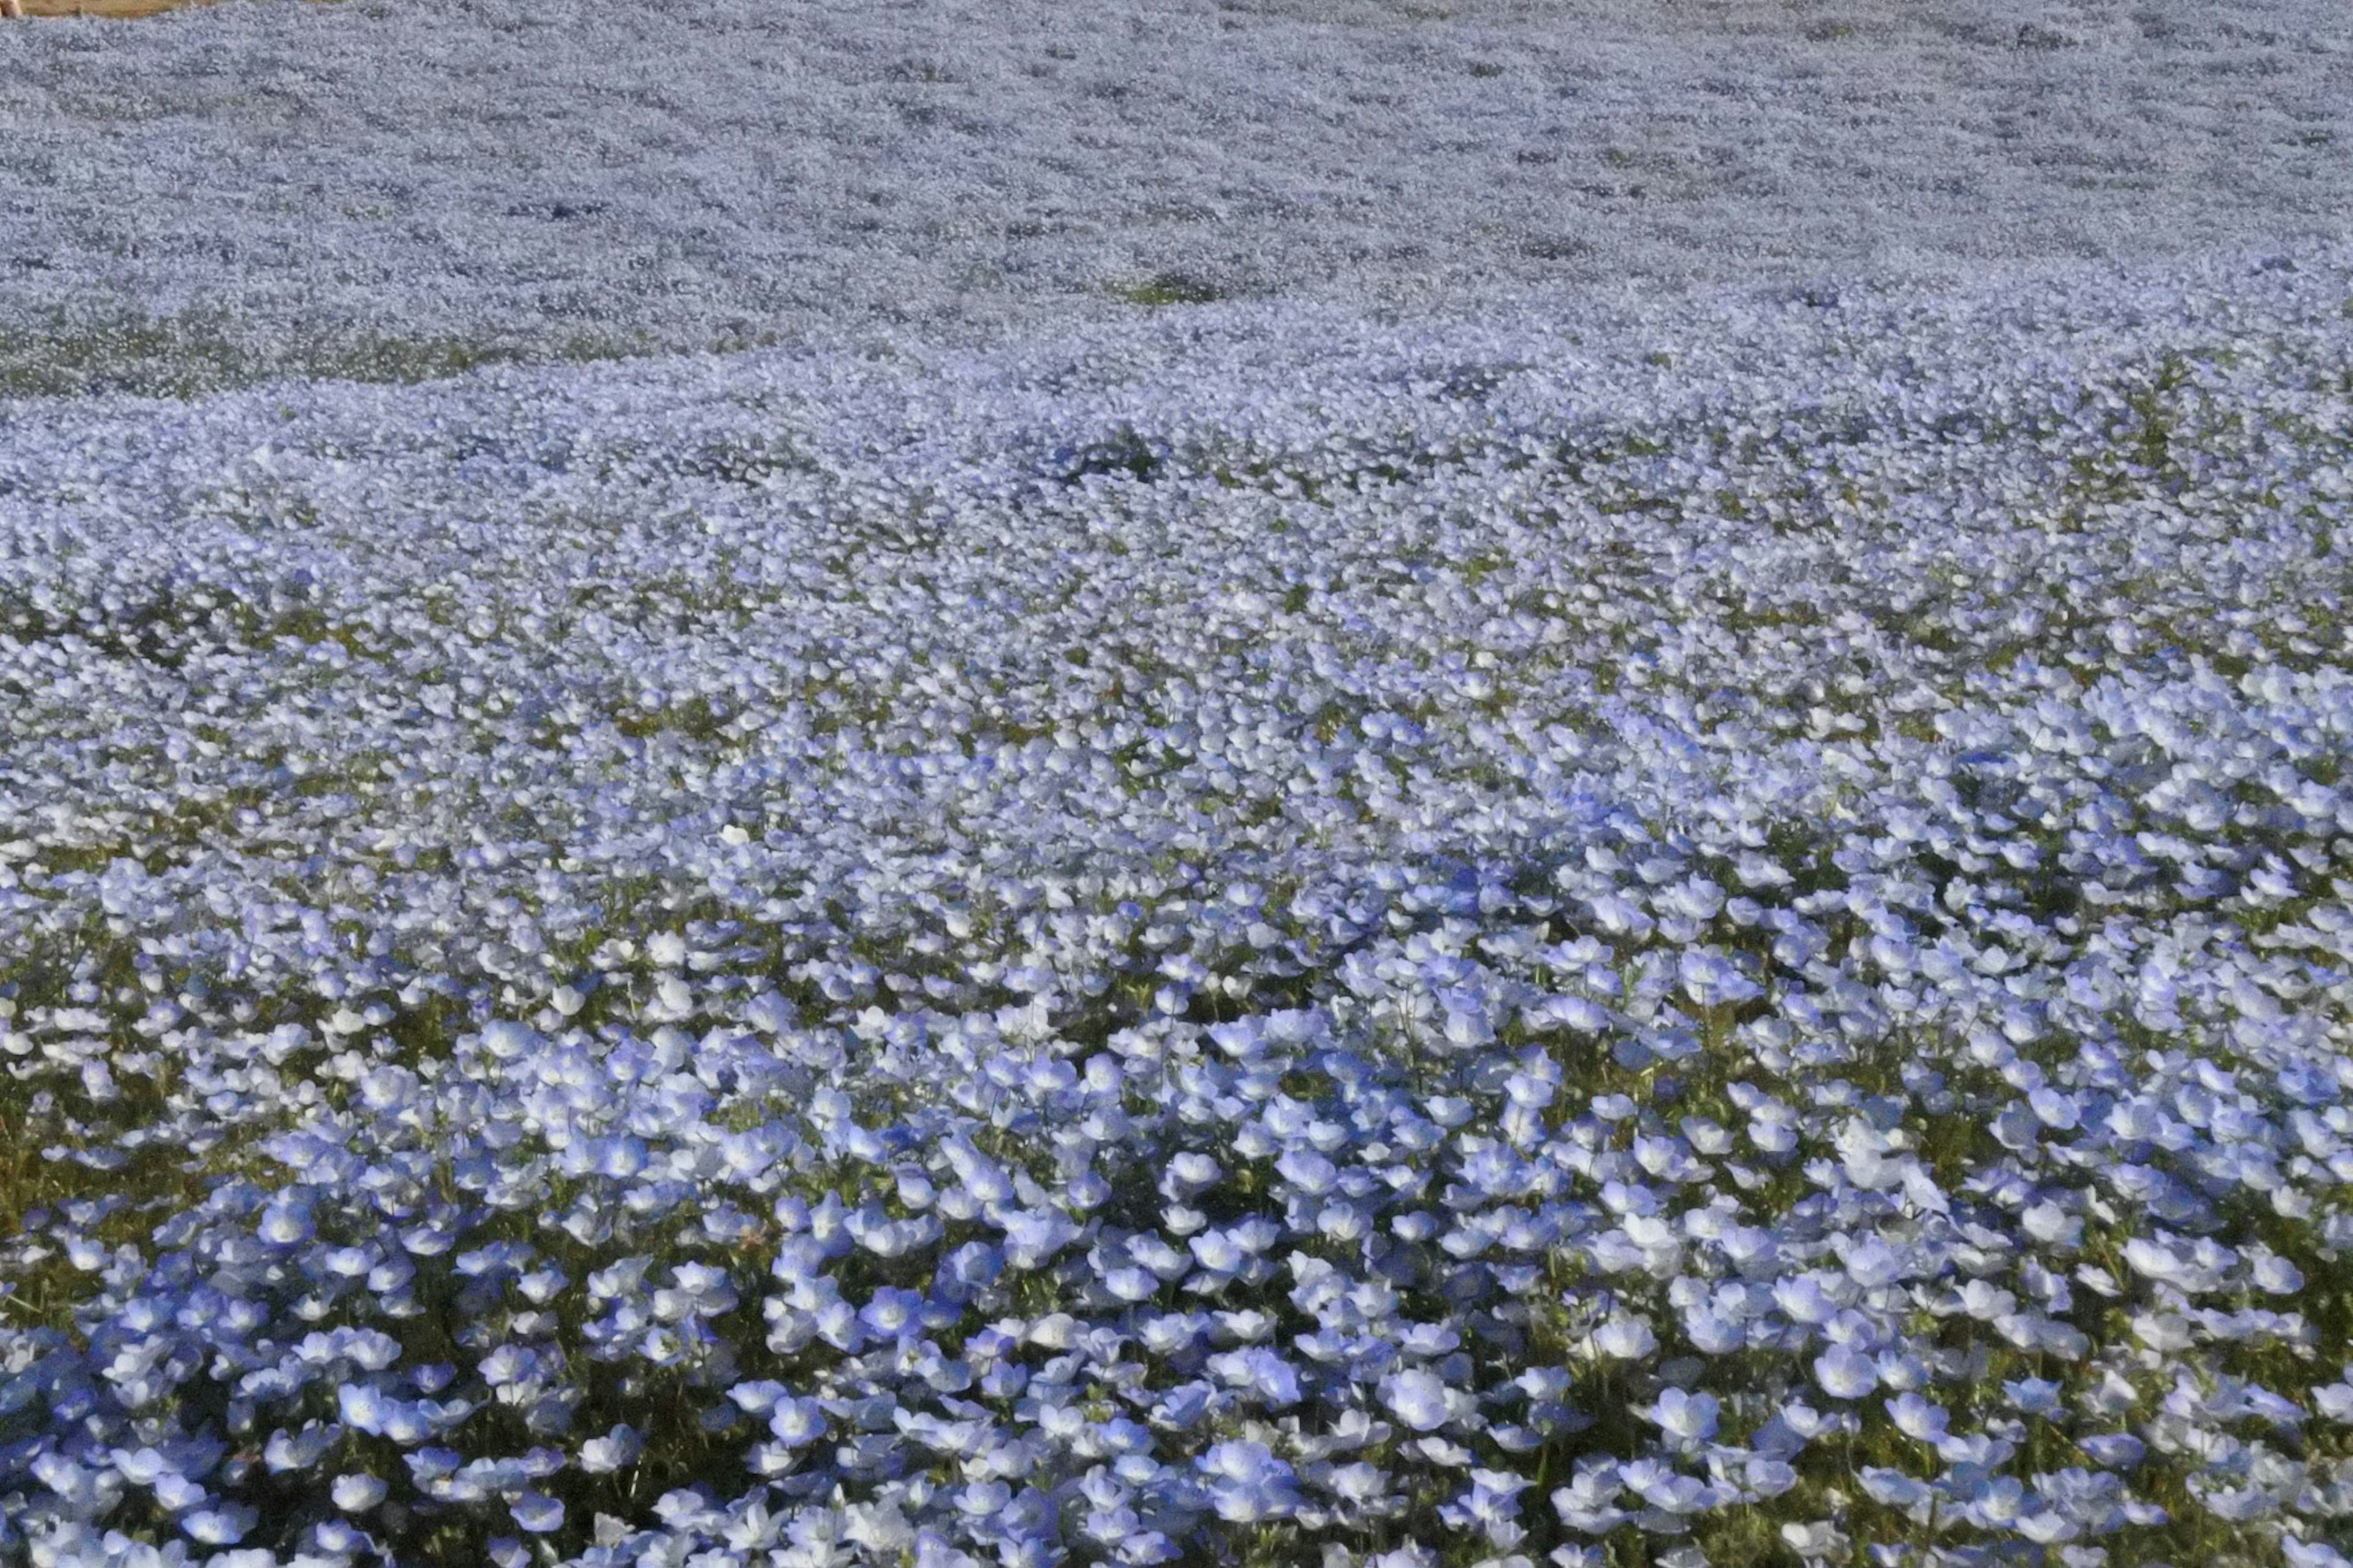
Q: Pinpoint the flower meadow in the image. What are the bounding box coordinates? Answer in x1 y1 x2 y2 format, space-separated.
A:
2 229 2352 1568
4 0 2350 399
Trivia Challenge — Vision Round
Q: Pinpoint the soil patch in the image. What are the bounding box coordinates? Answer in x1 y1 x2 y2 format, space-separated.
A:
14 0 220 15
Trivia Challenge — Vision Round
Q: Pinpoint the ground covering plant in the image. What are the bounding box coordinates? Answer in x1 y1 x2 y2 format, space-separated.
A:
2 0 2348 396
0 231 2349 1567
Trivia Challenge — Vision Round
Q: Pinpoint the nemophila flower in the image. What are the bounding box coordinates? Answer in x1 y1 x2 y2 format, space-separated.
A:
1682 1303 1744 1356
2251 1252 2305 1293
2313 1379 2353 1422
263 1424 334 1474
2080 1432 2146 1469
257 1196 316 1248
857 1286 926 1342
1188 1228 1248 1276
154 1472 209 1512
1002 1210 1080 1270
1885 1392 1948 1444
110 1448 175 1488
1088 1263 1150 1303
1775 1274 1839 1326
1381 1368 1453 1431
331 1473 387 1512
1446 1467 1531 1540
1782 1520 1849 1560
1648 1387 1720 1444
1679 948 1762 1009
1621 1458 1716 1517
337 1383 392 1437
2287 1543 2353 1568
1198 1441 1300 1523
1137 1312 1210 1358
1396 1321 1460 1357
511 1492 566 1534
1326 1461 1388 1503
1814 1343 1878 1400
480 1343 542 1388
769 1398 827 1447
1591 1315 1658 1360
1839 1236 1904 1289
1857 1467 1930 1512
1207 1346 1302 1406
183 1506 259 1545
1744 1455 1799 1498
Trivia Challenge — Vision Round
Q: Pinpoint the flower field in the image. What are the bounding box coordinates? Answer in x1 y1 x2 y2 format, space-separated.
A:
5 0 2349 400
1 228 2350 1568
8 0 2353 1562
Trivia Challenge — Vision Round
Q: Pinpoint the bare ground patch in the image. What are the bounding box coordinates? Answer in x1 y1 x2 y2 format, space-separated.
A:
10 0 202 15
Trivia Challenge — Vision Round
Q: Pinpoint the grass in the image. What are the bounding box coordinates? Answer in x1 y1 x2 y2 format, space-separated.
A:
1115 271 1230 309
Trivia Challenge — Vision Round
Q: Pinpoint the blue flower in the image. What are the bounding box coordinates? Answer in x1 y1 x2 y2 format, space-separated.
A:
338 1382 392 1437
1814 1343 1877 1400
511 1491 566 1534
183 1505 259 1545
769 1397 827 1447
1206 1346 1302 1406
1198 1441 1300 1523
1379 1368 1452 1432
1648 1387 1719 1443
579 1424 643 1473
332 1473 388 1512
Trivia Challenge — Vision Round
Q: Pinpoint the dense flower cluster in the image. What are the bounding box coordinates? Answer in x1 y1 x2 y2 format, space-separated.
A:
1 238 2350 1567
1 0 2348 396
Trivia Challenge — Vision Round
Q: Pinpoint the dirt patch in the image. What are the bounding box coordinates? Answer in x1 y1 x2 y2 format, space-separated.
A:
13 0 222 15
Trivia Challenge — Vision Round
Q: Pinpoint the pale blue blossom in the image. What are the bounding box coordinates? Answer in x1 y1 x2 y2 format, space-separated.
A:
1814 1344 1879 1401
1648 1388 1720 1444
1381 1369 1453 1433
332 1474 388 1512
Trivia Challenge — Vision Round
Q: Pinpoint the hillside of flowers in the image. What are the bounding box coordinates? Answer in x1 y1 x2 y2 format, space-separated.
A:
0 235 2347 1568
3 0 2349 397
